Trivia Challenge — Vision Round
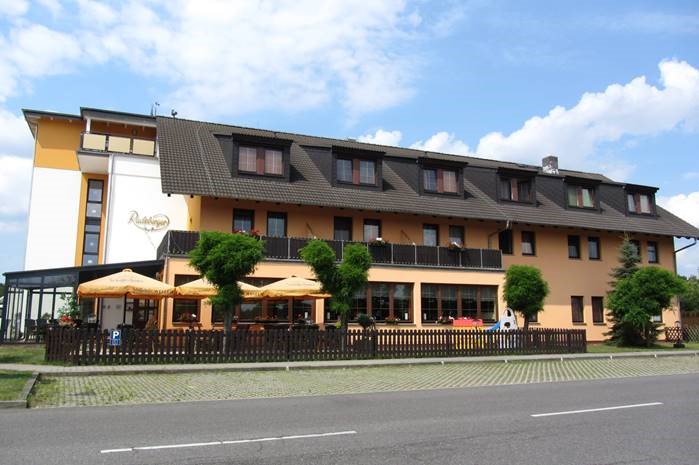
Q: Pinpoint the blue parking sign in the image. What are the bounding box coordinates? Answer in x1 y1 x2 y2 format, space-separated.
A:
110 329 121 347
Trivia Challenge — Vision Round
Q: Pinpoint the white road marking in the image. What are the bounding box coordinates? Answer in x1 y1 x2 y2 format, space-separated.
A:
99 430 357 454
531 402 663 418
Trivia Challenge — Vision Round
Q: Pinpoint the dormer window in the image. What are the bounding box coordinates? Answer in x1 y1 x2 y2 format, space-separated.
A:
567 185 596 209
423 168 459 194
238 146 283 176
335 157 378 186
499 177 533 203
627 193 653 214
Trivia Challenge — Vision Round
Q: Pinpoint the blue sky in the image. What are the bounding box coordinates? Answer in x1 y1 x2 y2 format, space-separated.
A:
1 0 698 277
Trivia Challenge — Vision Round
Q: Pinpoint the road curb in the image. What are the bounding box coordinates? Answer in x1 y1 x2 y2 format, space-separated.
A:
8 350 698 377
0 372 39 409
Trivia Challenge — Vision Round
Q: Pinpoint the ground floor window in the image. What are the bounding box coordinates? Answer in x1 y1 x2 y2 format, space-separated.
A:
421 284 498 323
172 275 200 324
325 282 413 323
571 296 584 323
592 296 604 324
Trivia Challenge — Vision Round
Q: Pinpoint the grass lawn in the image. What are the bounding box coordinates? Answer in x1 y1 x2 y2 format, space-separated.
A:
0 344 46 365
587 341 699 353
0 371 32 401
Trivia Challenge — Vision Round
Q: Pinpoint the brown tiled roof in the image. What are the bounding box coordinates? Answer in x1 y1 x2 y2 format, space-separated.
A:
157 116 699 238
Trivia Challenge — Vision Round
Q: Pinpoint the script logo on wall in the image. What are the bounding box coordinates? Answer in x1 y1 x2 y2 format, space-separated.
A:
128 211 170 231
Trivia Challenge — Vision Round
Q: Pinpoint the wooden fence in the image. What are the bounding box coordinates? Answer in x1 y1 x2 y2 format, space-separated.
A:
665 325 699 342
45 327 587 365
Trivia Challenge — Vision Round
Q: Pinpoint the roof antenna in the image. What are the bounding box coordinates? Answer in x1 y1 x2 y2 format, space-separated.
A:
150 102 159 116
171 109 178 118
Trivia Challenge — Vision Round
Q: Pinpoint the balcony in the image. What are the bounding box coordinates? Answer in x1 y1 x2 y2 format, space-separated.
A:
81 132 156 157
157 230 503 271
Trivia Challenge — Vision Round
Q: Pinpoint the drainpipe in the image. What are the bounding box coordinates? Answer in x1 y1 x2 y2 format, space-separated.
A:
487 219 511 249
674 237 698 327
101 153 116 263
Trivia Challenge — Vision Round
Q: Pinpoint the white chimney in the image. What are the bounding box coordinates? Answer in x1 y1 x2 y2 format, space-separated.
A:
542 155 559 175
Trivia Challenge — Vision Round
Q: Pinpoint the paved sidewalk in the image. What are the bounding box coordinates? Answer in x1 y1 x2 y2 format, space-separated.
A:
1 349 697 376
30 355 699 408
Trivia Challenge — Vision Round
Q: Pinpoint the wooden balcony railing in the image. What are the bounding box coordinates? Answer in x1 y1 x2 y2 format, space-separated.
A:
158 230 503 271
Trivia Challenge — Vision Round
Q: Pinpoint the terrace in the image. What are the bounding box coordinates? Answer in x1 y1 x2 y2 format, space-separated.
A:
157 230 503 270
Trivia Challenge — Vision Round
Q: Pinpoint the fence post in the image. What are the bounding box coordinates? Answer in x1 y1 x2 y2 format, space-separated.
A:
566 331 572 353
285 330 291 361
372 330 378 358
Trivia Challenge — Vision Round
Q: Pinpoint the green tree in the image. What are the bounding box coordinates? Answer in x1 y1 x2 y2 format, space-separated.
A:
680 276 699 315
609 235 640 287
503 265 549 329
189 232 265 338
300 239 371 330
607 267 686 346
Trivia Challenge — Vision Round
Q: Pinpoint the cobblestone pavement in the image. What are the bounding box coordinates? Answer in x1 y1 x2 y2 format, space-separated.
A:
30 356 699 408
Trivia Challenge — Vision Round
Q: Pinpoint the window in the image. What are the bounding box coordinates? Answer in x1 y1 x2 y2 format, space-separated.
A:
627 193 654 214
648 241 658 263
334 217 352 241
423 168 459 194
241 301 263 320
423 169 437 191
238 146 257 172
325 283 413 323
423 224 439 246
500 177 533 202
370 283 390 321
571 296 584 324
82 179 104 266
421 284 498 323
567 185 596 208
211 303 225 324
448 225 464 247
266 212 286 238
336 158 353 183
630 240 641 260
264 149 283 175
268 300 289 321
498 229 513 255
592 296 604 324
521 231 536 256
293 300 313 321
359 160 376 184
651 313 662 323
238 146 285 176
588 237 601 260
173 275 200 323
233 209 254 233
421 284 439 322
568 235 580 259
442 170 458 193
363 219 381 241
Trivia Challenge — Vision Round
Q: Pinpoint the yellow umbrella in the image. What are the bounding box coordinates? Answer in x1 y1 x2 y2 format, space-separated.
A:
175 278 262 299
77 268 174 299
259 276 330 298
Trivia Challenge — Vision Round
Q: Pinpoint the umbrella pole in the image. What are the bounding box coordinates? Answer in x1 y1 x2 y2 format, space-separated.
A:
122 295 127 325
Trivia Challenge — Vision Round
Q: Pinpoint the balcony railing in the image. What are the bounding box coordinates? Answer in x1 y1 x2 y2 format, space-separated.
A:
81 132 155 156
158 230 503 271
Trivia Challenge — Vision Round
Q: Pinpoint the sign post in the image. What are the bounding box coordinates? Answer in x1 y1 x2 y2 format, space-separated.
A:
109 329 121 347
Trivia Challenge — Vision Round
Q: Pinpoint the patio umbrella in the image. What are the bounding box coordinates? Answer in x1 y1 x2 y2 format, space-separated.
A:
259 276 330 299
174 278 262 299
77 268 174 299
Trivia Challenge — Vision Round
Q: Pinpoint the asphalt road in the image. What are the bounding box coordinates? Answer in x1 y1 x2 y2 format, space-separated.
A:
1 374 698 465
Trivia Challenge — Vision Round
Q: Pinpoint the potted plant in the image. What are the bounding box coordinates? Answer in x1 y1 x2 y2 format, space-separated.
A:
447 241 463 251
368 237 388 247
384 316 400 325
357 313 376 330
57 294 81 327
437 314 454 325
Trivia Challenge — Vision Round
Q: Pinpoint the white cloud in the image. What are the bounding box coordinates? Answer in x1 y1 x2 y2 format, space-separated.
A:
658 192 699 276
35 0 63 16
410 131 471 155
72 0 424 120
0 155 32 216
658 192 699 231
0 0 29 18
357 129 403 146
476 60 699 176
0 23 81 101
0 109 34 156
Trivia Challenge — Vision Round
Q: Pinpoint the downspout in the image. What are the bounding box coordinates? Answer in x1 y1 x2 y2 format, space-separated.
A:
101 153 116 263
674 237 698 327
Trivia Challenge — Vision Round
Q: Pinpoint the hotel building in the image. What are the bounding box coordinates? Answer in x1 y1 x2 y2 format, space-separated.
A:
2 107 697 342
